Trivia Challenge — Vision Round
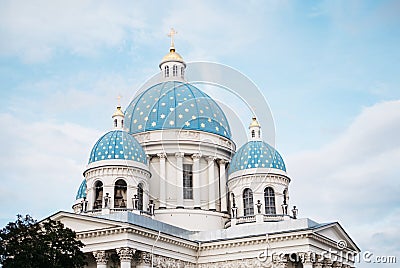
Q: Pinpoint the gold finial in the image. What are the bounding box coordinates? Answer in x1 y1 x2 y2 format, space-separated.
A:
113 95 124 117
167 28 177 51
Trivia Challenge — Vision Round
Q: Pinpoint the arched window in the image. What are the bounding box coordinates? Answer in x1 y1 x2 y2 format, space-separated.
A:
181 67 184 77
137 183 144 211
121 119 124 128
114 119 117 128
165 66 169 77
114 179 127 208
93 181 103 209
243 188 254 216
251 130 255 138
264 187 276 214
173 65 178 76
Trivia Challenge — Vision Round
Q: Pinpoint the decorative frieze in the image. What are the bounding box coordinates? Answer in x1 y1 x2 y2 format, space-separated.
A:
138 251 195 268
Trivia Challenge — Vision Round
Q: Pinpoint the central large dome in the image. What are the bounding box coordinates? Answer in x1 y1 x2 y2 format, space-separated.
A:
125 81 232 139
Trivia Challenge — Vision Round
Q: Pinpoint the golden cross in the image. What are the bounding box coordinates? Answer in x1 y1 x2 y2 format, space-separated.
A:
167 28 177 48
116 95 122 107
251 105 257 117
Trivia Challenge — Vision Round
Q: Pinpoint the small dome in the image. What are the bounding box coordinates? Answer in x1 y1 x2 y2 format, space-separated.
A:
160 50 185 65
249 117 260 128
112 106 124 117
125 81 232 139
75 180 87 200
88 130 147 164
228 141 286 175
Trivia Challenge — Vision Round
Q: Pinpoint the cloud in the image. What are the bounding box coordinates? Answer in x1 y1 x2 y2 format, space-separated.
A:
286 100 400 264
0 113 101 224
0 0 146 62
161 0 289 61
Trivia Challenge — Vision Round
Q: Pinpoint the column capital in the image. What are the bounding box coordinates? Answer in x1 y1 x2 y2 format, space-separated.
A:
332 261 343 268
157 152 167 158
93 250 109 265
218 159 228 165
206 156 216 162
116 247 135 261
323 258 333 268
314 262 324 268
175 152 184 158
192 153 202 159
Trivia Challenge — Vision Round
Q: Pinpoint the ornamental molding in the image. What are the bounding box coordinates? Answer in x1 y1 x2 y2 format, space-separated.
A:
198 257 279 268
309 233 354 254
136 133 150 142
228 175 290 191
200 233 310 251
179 130 200 139
77 227 198 250
85 166 151 180
199 255 348 268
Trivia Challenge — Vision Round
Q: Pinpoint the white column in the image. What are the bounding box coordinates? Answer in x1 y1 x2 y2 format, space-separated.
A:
192 153 201 209
207 156 216 211
86 182 93 210
93 250 109 268
175 152 184 208
143 186 149 212
218 159 228 213
157 153 167 208
116 247 135 268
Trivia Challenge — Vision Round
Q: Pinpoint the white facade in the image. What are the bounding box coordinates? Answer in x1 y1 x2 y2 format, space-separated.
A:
54 38 360 268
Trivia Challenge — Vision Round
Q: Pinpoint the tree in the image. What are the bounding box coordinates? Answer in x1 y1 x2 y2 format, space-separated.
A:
0 214 86 268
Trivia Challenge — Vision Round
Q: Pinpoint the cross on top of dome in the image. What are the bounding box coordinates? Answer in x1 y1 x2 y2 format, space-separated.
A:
160 28 186 81
168 28 177 52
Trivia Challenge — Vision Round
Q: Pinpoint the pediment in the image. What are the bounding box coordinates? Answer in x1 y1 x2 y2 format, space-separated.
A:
49 211 122 233
313 223 360 252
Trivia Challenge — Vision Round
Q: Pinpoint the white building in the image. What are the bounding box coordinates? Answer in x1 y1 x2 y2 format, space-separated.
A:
50 35 360 268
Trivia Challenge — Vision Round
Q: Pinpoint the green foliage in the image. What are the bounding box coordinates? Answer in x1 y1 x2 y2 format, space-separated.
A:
0 214 86 268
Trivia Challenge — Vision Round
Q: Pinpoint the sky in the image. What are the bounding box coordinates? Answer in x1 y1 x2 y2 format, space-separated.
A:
0 0 399 267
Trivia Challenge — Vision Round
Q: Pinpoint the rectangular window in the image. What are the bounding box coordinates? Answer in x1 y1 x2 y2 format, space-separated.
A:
183 164 193 199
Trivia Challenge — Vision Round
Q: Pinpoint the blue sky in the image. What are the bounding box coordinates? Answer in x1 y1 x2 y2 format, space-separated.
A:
0 1 399 266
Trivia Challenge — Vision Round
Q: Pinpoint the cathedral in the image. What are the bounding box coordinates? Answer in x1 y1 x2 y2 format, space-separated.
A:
50 32 360 268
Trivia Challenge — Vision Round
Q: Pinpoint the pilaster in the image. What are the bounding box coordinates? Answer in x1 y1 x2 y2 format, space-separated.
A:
175 152 184 208
218 159 228 213
207 156 216 211
192 153 202 209
157 153 167 208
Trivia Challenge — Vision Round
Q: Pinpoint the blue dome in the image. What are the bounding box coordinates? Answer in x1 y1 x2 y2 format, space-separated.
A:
88 130 147 164
75 180 87 200
125 81 231 139
228 141 286 175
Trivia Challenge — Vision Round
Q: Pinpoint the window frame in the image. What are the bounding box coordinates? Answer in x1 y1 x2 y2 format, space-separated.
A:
264 187 276 214
243 188 254 216
183 164 193 199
